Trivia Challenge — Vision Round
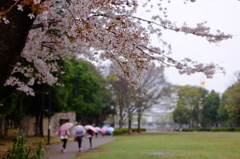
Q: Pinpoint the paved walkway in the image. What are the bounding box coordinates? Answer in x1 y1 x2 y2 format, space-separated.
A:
46 136 116 159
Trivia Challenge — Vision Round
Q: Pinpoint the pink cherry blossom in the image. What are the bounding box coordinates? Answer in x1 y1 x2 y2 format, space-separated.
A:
33 0 41 5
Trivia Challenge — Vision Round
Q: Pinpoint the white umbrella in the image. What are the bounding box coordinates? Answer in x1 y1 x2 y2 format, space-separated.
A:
95 127 100 133
108 127 115 133
71 125 86 136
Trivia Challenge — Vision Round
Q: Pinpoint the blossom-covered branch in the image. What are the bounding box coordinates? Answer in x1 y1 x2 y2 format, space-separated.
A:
0 0 232 95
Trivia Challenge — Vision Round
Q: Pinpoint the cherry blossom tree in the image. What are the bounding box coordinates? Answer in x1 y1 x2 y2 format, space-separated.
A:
0 0 232 97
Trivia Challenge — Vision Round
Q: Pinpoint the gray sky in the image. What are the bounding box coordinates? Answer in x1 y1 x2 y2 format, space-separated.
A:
147 0 240 94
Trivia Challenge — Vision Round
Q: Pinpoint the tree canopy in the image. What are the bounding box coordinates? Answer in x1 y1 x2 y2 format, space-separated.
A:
173 85 207 128
201 90 220 127
220 82 240 126
0 0 231 95
52 59 109 124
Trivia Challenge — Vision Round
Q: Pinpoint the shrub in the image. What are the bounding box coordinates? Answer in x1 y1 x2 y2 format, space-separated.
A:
113 128 146 135
188 128 201 131
235 127 240 131
141 128 146 132
211 127 235 132
227 127 235 131
113 129 123 135
121 128 128 134
4 130 47 159
210 128 220 131
199 128 210 131
182 128 189 132
181 128 209 132
219 128 228 131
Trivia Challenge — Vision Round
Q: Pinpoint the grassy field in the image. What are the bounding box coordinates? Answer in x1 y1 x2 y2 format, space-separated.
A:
73 132 240 159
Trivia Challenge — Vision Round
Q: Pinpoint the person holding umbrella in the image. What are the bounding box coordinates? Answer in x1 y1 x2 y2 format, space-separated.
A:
57 122 73 152
84 125 95 149
108 127 115 137
94 127 100 138
71 125 86 152
100 127 108 137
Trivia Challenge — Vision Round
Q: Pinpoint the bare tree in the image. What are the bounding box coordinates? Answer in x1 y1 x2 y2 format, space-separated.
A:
111 66 174 133
111 76 127 128
134 66 174 132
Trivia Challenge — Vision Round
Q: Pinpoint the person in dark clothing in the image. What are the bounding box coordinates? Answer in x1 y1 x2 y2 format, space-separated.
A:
74 130 85 152
76 135 83 152
86 129 94 149
95 130 98 138
72 125 86 152
58 129 70 152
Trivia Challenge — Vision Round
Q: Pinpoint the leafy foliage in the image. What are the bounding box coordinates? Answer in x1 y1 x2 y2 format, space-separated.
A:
51 59 109 124
173 85 208 128
219 82 240 126
201 90 220 127
5 130 47 159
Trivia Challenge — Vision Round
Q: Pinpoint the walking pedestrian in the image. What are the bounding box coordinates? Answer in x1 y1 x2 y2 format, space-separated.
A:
72 125 86 152
59 129 70 152
57 122 73 152
94 127 100 138
108 127 115 137
76 135 83 152
86 129 94 149
95 131 98 138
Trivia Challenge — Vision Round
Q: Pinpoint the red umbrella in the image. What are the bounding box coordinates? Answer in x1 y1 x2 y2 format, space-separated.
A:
59 122 73 131
84 125 96 132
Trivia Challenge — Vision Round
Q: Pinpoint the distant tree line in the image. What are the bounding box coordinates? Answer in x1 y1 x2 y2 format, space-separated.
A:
173 72 240 128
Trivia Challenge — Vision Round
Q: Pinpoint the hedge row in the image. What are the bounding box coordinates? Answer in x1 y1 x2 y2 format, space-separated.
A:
210 127 235 132
182 127 240 132
113 128 146 135
182 128 210 131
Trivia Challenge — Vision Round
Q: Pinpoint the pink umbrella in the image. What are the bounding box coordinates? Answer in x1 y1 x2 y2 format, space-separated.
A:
100 127 108 133
84 125 96 132
59 122 73 131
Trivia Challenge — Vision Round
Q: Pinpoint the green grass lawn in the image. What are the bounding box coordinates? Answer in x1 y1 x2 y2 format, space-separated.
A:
72 132 240 159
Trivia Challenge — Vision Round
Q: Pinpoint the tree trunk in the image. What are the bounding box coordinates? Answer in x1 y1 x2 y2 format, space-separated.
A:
39 111 43 137
127 116 132 134
39 85 45 137
137 113 142 133
237 117 240 127
118 105 123 128
179 118 182 129
0 116 4 136
34 108 39 136
0 0 35 87
17 93 25 129
3 117 8 136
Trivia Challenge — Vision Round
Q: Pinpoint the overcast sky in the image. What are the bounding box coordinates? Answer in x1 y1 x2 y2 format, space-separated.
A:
142 0 240 94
